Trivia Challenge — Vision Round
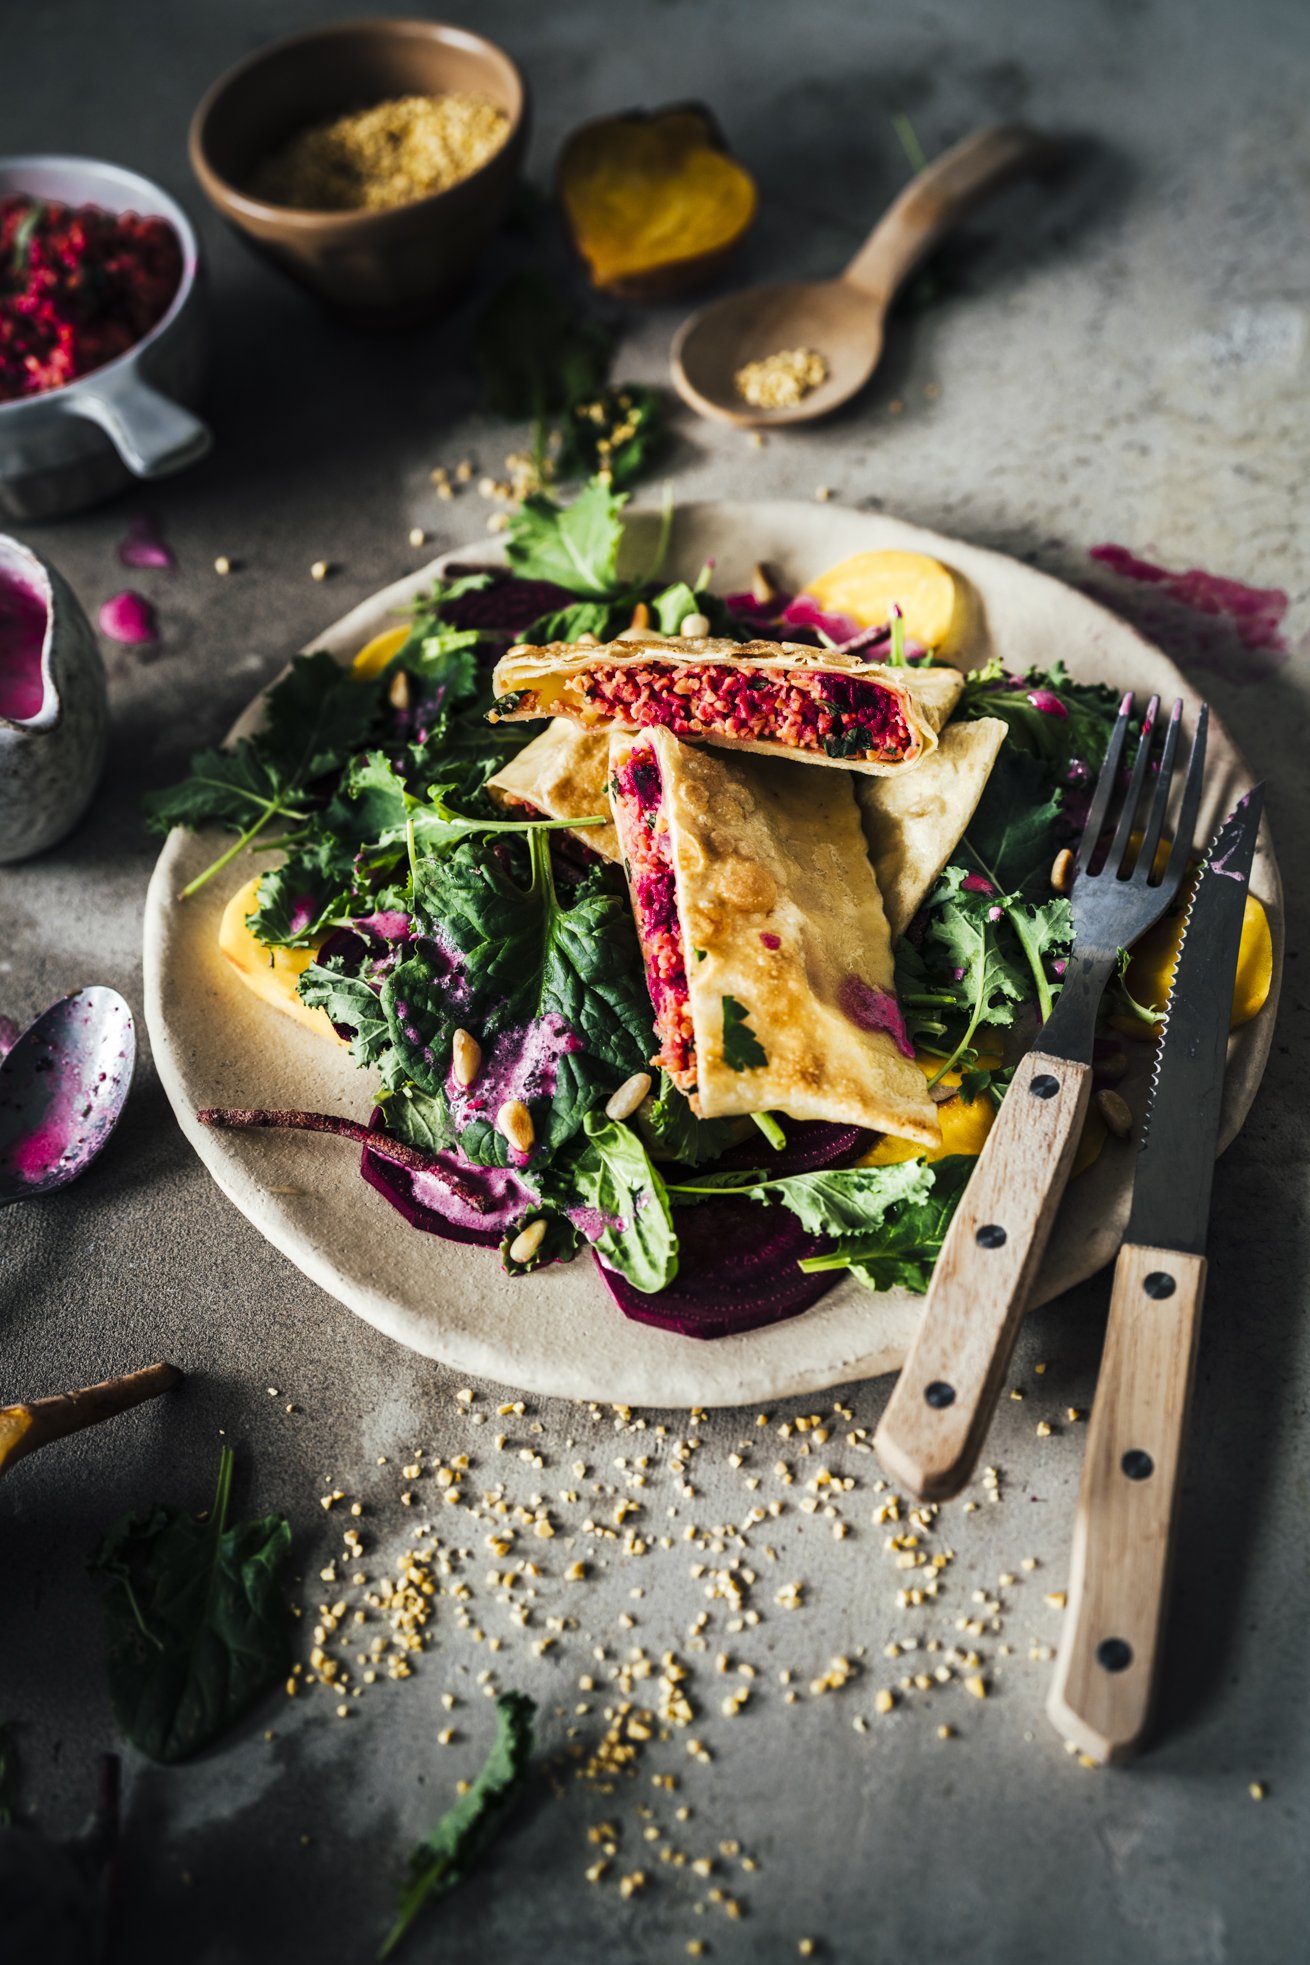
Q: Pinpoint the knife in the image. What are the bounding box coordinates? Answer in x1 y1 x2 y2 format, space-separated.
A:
1046 784 1265 1764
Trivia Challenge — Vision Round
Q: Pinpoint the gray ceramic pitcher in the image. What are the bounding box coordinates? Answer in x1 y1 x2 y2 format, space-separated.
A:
0 535 108 861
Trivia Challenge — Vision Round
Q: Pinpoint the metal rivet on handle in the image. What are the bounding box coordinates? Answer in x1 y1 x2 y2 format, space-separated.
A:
1143 1272 1176 1299
1030 1074 1059 1100
1096 1638 1133 1673
924 1381 956 1409
976 1223 1007 1249
1121 1449 1154 1481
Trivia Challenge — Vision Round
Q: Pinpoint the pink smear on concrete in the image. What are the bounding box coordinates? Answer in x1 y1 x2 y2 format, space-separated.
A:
1088 544 1290 685
99 590 158 645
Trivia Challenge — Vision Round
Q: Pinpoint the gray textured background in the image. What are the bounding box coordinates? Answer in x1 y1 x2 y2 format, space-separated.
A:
3 1 1308 1960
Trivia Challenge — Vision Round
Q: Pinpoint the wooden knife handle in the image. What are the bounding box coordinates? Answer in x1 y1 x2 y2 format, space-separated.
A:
873 1051 1092 1500
1046 1242 1207 1765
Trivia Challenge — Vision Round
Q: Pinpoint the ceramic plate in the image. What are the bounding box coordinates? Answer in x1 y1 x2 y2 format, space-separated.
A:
143 503 1282 1406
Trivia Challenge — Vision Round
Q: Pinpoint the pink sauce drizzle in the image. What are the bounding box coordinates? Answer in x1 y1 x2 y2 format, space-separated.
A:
837 977 915 1059
0 566 48 722
1088 545 1291 685
444 1012 580 1165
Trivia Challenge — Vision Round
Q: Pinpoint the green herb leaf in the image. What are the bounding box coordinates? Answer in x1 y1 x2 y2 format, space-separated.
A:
505 480 629 596
379 1692 536 1960
557 1112 678 1294
721 996 767 1071
88 1445 291 1765
10 199 44 276
638 1073 747 1168
797 1155 975 1292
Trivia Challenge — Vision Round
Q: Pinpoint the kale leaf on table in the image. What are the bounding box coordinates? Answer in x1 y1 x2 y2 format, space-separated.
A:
88 1445 291 1765
378 1692 536 1960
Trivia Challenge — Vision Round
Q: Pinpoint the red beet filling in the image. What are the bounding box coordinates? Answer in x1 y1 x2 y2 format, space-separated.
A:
612 741 696 1093
548 659 914 764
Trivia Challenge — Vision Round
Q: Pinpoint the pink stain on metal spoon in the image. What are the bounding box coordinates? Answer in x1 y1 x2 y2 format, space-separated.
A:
0 987 135 1203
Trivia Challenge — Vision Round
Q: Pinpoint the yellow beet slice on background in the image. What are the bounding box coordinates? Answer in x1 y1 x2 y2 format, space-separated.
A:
559 106 758 300
802 550 960 648
352 623 409 679
218 876 342 1042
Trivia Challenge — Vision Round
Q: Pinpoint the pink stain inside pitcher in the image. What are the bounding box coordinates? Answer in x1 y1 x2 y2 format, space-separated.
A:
0 564 48 722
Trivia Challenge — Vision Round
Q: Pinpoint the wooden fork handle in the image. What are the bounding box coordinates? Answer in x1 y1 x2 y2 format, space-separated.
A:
1046 1243 1207 1765
844 123 1059 300
873 1050 1092 1500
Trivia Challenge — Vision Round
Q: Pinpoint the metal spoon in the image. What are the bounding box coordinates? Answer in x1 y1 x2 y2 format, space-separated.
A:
670 124 1060 429
0 987 135 1204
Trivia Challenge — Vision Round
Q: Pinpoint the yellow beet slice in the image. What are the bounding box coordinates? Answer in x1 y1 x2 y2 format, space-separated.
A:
218 876 342 1043
559 107 757 300
352 623 409 679
1119 893 1271 1034
803 551 959 648
858 1052 998 1167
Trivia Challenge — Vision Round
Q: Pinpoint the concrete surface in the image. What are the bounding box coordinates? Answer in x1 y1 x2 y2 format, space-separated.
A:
3 1 1308 1960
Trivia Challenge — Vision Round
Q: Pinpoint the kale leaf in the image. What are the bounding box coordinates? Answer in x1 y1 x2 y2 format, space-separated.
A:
88 1445 291 1765
797 1155 975 1294
667 1156 936 1239
378 1692 536 1960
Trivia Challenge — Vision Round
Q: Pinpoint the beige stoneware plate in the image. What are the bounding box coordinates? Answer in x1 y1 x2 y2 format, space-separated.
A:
143 502 1282 1406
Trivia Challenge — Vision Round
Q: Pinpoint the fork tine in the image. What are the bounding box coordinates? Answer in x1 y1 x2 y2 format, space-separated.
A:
1074 692 1134 875
1160 703 1209 896
1134 698 1184 881
1106 693 1161 877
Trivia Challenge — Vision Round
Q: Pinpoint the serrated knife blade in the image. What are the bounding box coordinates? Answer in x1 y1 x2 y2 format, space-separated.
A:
1126 784 1265 1255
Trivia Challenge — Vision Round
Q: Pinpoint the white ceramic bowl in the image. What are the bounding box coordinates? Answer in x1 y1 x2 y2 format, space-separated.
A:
0 156 212 521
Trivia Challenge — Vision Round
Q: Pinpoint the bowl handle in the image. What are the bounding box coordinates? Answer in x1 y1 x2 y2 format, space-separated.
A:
68 370 212 479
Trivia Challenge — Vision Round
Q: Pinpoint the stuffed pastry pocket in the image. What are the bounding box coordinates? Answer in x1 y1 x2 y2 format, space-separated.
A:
608 725 941 1147
493 636 962 775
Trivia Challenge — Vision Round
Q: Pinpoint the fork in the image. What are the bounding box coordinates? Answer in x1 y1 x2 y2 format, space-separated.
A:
873 692 1209 1501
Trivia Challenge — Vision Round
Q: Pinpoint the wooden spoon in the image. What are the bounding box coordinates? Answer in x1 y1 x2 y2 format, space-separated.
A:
671 124 1060 428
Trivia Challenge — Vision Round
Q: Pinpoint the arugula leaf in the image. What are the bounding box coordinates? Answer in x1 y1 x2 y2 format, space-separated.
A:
638 1073 747 1167
379 1692 536 1960
722 996 767 1071
546 1113 678 1294
798 1155 974 1293
0 1721 17 1827
475 271 613 420
405 831 653 1164
88 1445 291 1765
505 480 629 596
668 1157 936 1239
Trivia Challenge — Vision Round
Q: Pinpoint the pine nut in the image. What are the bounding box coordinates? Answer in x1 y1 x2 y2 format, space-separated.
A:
508 1218 548 1265
605 1072 653 1123
497 1098 535 1153
1095 1089 1133 1139
1050 848 1075 894
629 601 651 631
576 631 600 646
388 669 411 711
451 1029 482 1087
618 626 658 642
679 612 710 638
1097 1051 1129 1083
751 562 778 607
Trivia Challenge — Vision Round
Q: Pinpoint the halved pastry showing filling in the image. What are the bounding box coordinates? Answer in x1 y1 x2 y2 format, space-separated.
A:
608 725 942 1145
493 636 962 776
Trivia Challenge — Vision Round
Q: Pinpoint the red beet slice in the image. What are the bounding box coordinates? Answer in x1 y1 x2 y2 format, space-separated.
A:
715 1120 870 1176
360 1108 531 1248
596 1196 837 1339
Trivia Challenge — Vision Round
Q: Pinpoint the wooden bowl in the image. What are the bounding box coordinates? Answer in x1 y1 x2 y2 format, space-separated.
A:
189 18 528 324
